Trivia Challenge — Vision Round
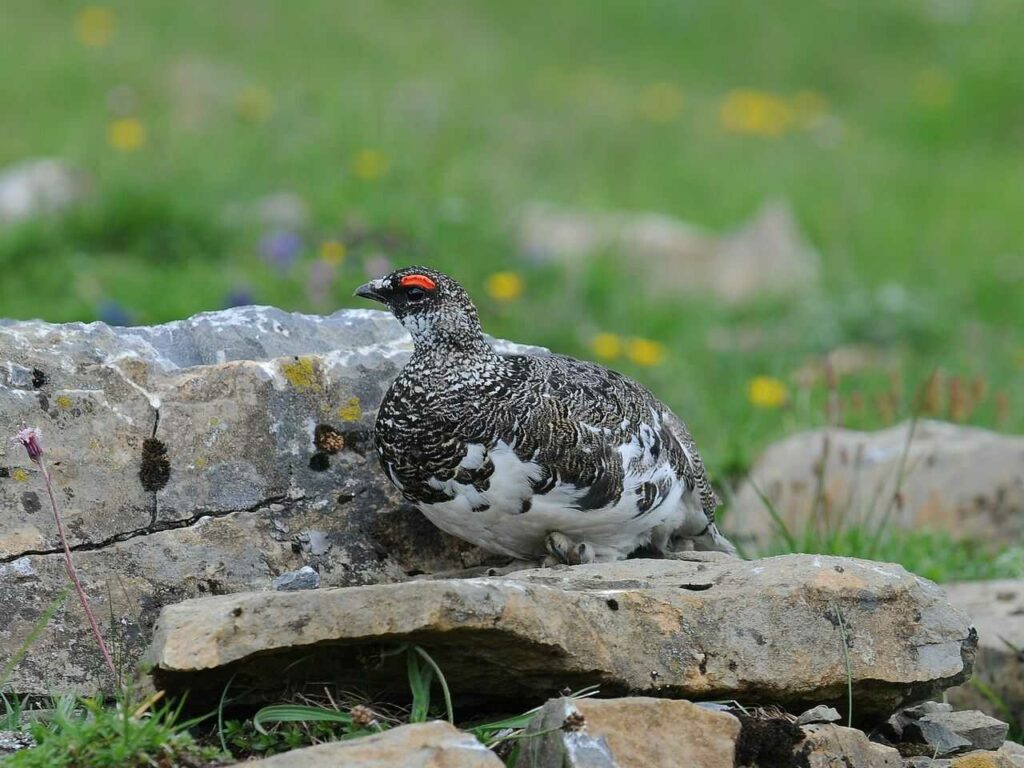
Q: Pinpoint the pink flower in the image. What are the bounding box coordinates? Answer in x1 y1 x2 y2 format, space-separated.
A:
13 426 43 463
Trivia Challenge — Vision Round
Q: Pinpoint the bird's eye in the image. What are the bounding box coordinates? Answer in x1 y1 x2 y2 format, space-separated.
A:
406 287 426 302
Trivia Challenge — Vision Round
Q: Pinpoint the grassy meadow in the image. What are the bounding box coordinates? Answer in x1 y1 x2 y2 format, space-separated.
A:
0 0 1022 575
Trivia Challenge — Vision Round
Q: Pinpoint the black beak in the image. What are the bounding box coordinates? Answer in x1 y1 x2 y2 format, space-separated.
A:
354 281 388 303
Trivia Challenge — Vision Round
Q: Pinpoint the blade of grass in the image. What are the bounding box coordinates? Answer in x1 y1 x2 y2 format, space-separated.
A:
406 647 432 723
253 704 353 735
749 480 797 553
865 368 936 558
217 672 237 753
833 605 854 728
413 646 453 724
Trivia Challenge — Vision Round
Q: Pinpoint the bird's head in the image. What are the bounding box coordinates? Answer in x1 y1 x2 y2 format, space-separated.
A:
355 266 484 347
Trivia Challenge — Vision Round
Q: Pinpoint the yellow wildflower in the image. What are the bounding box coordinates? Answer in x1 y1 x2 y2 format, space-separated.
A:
590 333 622 361
319 240 346 265
915 68 954 109
627 338 665 367
485 272 524 302
74 6 115 48
236 86 273 123
720 89 793 137
639 82 683 124
107 118 146 152
747 376 789 408
352 149 389 181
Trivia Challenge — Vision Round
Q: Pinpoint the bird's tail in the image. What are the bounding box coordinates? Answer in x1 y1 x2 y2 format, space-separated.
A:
690 522 740 558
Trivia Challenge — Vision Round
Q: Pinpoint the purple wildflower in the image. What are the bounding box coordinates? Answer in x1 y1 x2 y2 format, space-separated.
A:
97 300 132 326
11 425 118 681
223 285 255 308
13 426 43 463
260 230 304 273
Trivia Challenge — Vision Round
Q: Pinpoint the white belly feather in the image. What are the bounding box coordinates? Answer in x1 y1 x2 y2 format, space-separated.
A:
418 440 705 561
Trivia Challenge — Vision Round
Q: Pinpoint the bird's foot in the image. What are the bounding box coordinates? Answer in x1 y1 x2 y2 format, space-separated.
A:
544 532 597 566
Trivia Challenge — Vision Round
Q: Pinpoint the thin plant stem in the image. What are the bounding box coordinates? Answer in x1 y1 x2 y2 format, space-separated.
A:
833 605 854 728
38 457 117 680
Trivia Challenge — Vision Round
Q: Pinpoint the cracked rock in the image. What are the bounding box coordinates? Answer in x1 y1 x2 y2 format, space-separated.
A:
1 307 530 695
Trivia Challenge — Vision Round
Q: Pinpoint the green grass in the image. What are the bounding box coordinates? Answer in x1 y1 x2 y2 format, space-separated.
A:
3 695 229 768
756 527 1024 584
0 1 1021 579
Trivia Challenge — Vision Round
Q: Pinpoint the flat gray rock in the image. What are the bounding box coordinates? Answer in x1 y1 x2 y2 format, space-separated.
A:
145 555 976 720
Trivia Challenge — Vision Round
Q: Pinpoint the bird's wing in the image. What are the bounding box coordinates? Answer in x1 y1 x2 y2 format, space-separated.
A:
482 354 690 511
659 409 721 521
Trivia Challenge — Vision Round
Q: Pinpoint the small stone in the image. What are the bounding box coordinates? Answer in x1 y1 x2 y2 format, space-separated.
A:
797 705 843 725
272 566 320 591
696 702 734 713
518 200 819 303
0 557 37 582
0 158 91 224
0 730 35 757
4 363 35 389
998 741 1024 768
303 530 332 557
904 701 954 718
516 697 740 768
797 724 902 767
950 750 1019 768
240 721 501 767
918 711 1010 753
904 758 952 768
902 718 973 757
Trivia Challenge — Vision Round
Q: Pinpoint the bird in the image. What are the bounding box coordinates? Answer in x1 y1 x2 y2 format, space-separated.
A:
355 266 738 565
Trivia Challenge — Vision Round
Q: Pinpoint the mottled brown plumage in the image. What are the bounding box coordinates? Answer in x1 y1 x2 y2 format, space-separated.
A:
356 266 737 563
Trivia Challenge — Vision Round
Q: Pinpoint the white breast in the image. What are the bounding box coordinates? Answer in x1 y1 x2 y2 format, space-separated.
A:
417 440 705 561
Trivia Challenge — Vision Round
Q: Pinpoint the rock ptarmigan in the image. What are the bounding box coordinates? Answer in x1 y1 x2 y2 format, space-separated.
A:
356 266 738 564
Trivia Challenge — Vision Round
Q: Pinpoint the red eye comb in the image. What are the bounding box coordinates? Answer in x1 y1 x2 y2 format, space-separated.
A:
399 274 437 290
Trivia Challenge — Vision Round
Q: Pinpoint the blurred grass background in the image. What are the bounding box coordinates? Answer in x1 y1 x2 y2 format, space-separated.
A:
0 0 1021 498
